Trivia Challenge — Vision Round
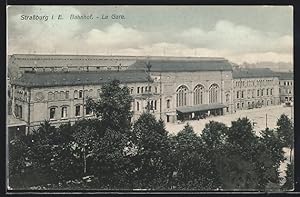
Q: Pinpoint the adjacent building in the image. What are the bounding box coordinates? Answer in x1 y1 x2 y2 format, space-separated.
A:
276 72 294 103
232 68 280 111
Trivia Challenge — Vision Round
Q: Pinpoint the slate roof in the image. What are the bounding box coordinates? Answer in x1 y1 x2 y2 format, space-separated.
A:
127 59 232 72
11 70 149 88
275 72 294 80
232 68 279 79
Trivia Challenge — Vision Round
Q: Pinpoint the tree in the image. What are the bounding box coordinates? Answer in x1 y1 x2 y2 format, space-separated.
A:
86 80 134 189
172 123 215 190
276 114 294 161
254 128 285 190
8 134 32 189
131 112 172 189
72 119 100 175
282 162 294 190
201 121 228 189
221 118 260 190
87 80 133 132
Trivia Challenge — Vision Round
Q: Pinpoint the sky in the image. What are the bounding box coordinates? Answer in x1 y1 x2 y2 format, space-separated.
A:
7 6 293 64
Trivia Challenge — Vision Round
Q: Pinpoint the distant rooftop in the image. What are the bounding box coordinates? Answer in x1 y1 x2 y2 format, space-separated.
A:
128 59 232 72
275 72 294 80
233 68 279 79
11 70 149 88
9 54 226 62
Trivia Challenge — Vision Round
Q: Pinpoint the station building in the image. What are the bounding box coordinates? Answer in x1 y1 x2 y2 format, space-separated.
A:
8 54 289 133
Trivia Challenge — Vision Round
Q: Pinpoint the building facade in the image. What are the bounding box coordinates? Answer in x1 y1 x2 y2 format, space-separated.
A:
232 68 280 111
276 72 294 103
8 54 289 133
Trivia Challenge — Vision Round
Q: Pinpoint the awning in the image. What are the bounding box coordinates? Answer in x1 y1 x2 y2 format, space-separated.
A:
176 104 227 113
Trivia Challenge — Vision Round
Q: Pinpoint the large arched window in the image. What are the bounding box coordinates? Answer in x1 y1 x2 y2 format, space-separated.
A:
193 84 204 105
176 85 189 107
209 84 219 104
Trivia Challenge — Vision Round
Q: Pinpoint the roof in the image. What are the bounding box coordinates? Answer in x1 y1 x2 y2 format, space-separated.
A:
11 70 149 88
127 59 232 72
275 72 294 80
176 104 227 113
233 68 278 79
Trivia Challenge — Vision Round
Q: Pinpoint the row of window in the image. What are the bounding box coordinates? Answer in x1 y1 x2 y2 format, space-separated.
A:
235 79 274 87
236 88 273 99
136 100 157 111
236 100 273 109
281 81 293 86
134 86 158 94
279 89 293 94
49 105 92 120
48 89 95 101
176 84 219 107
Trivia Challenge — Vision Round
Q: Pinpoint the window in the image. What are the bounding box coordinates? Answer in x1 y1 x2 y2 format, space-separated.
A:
75 105 81 116
226 107 229 112
89 89 93 97
237 103 240 109
193 85 204 105
149 86 152 92
241 91 244 98
60 91 64 100
176 85 189 107
48 92 54 100
79 90 83 98
241 102 244 108
261 89 264 96
50 108 56 119
54 91 59 100
86 105 92 115
167 99 170 108
141 87 144 93
84 90 89 98
226 94 230 102
137 87 140 94
65 91 69 99
257 90 260 97
155 87 158 93
130 88 134 94
145 87 148 92
137 101 140 111
74 90 78 99
209 84 219 104
154 100 157 110
266 89 269 96
15 104 22 118
61 107 67 118
237 91 239 99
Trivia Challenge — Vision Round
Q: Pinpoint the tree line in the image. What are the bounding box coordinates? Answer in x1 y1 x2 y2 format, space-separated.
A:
8 80 294 191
